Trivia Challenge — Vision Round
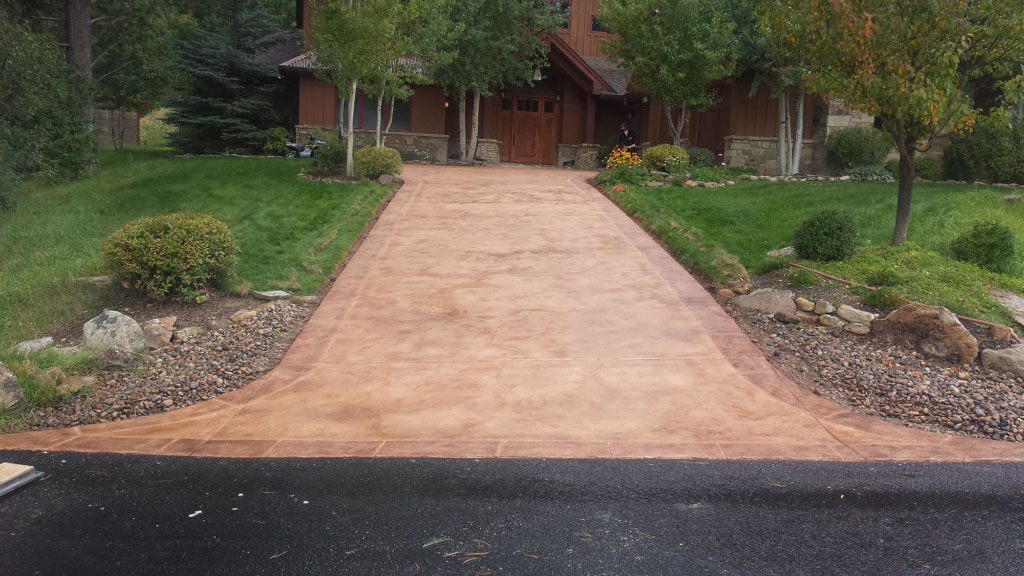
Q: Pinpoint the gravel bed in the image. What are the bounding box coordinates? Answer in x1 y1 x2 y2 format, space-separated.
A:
20 302 309 431
727 303 1024 442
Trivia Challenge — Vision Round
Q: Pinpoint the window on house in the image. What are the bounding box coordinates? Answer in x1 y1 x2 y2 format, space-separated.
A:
337 93 412 131
390 99 411 131
591 15 607 33
557 1 570 28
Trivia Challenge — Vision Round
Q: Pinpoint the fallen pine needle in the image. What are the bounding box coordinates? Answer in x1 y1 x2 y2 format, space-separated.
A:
473 539 491 548
462 558 480 565
345 548 360 555
523 553 539 559
463 552 490 557
442 551 463 558
423 536 451 548
637 530 655 539
269 551 287 560
579 533 593 542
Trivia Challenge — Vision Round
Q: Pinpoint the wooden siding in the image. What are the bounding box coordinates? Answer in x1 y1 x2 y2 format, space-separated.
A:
409 85 446 134
559 83 587 145
728 76 813 140
553 0 608 58
299 76 336 127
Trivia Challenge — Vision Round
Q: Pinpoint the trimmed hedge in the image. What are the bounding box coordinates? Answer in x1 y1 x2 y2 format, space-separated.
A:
793 210 859 262
104 213 238 302
354 146 402 179
951 220 1016 273
826 126 891 170
643 144 689 173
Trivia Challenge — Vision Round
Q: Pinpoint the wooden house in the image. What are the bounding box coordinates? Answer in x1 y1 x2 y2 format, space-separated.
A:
281 0 874 174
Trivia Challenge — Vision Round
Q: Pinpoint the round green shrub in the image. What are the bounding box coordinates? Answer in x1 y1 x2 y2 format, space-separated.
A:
263 127 289 155
643 144 689 173
688 147 715 168
354 146 402 179
104 213 239 302
950 220 1016 273
826 126 892 170
915 156 941 181
793 210 859 262
310 142 349 177
942 116 1024 184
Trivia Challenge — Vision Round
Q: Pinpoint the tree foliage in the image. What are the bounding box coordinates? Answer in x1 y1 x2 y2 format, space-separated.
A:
761 0 1024 245
166 0 287 154
598 0 736 146
0 9 96 209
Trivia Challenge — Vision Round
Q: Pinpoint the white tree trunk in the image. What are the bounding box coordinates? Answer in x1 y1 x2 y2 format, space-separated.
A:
663 102 686 147
375 94 384 147
458 90 467 161
382 97 395 147
346 78 358 177
468 90 481 161
791 85 806 175
777 89 788 176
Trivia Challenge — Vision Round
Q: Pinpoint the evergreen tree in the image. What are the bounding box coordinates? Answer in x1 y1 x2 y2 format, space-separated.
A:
166 0 287 154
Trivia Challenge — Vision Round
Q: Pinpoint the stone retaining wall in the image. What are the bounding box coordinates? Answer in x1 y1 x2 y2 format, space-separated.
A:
724 136 827 176
295 126 449 163
556 144 603 169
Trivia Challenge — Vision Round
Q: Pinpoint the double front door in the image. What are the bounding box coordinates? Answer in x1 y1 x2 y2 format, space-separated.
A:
500 95 558 164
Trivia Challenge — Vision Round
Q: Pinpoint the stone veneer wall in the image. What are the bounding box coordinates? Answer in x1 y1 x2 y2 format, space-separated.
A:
826 98 875 138
445 138 502 163
556 144 603 170
295 126 449 163
724 136 826 176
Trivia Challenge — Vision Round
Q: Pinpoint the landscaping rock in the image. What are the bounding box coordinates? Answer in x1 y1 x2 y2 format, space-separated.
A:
872 303 979 364
97 347 137 368
991 324 1018 342
845 322 871 336
733 289 797 315
39 367 66 387
795 312 819 325
717 288 735 299
766 246 795 258
684 180 697 188
990 288 1024 328
253 290 292 301
774 311 801 324
981 347 1024 379
230 309 260 324
814 300 836 315
14 337 54 355
206 318 233 330
57 375 95 397
83 311 147 353
819 314 847 329
76 275 112 285
54 346 81 355
377 174 395 185
837 304 874 325
292 295 320 307
795 297 815 312
1003 194 1022 205
142 317 177 350
0 362 24 411
174 327 207 342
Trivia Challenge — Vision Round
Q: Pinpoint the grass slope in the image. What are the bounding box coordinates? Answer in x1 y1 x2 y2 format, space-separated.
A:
0 149 391 349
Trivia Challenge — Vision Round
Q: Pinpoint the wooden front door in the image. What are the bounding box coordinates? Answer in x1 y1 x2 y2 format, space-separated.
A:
500 95 558 164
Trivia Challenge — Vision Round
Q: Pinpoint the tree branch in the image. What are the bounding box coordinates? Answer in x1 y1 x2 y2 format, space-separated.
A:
95 58 143 83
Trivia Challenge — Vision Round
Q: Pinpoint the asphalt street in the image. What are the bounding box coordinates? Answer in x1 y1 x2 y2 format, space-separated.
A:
2 451 1023 575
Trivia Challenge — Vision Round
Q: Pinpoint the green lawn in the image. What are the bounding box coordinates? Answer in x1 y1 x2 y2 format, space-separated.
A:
607 180 1024 324
0 149 392 349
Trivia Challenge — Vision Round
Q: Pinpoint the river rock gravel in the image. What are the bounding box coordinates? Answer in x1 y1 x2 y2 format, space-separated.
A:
18 302 309 431
726 302 1024 442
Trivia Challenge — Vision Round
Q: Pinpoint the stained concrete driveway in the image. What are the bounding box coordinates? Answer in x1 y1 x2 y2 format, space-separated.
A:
2 165 1022 461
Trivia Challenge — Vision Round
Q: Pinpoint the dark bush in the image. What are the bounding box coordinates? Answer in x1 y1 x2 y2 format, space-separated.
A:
0 161 19 212
793 210 859 262
884 158 899 177
826 126 891 170
915 156 942 181
354 146 402 179
309 143 349 176
950 220 1016 273
688 147 715 167
104 213 239 302
942 117 1024 184
643 144 689 173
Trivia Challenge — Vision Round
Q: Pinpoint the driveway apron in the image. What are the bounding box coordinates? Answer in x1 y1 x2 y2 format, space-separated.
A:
3 165 1023 461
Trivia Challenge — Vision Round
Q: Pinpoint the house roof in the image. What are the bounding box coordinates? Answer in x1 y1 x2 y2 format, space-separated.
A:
581 57 632 97
253 31 302 69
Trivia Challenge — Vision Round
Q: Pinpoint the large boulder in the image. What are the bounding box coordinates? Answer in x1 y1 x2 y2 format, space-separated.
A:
732 289 797 316
872 303 978 364
83 310 147 354
981 346 1024 378
0 362 25 411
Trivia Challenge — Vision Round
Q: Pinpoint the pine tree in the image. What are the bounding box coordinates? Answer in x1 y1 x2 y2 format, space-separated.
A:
167 0 286 154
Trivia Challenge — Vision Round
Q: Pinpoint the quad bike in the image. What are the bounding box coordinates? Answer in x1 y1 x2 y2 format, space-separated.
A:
284 137 326 158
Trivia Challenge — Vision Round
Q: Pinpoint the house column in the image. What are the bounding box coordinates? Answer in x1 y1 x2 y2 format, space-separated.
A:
585 95 597 144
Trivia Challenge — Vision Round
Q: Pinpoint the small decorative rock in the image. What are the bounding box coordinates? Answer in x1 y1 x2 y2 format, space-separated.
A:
837 304 874 325
142 317 177 350
97 347 137 367
732 289 797 316
845 322 871 335
767 246 795 258
717 288 735 299
774 311 801 324
57 375 95 397
795 297 815 312
1002 194 1021 204
292 295 320 307
819 314 847 329
174 327 207 342
253 290 292 301
989 288 1024 328
0 362 25 411
14 336 54 355
795 312 819 325
77 275 112 285
991 324 1018 341
230 309 260 324
814 300 835 315
684 180 697 188
377 174 396 185
83 310 147 354
206 318 234 330
980 347 1024 379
